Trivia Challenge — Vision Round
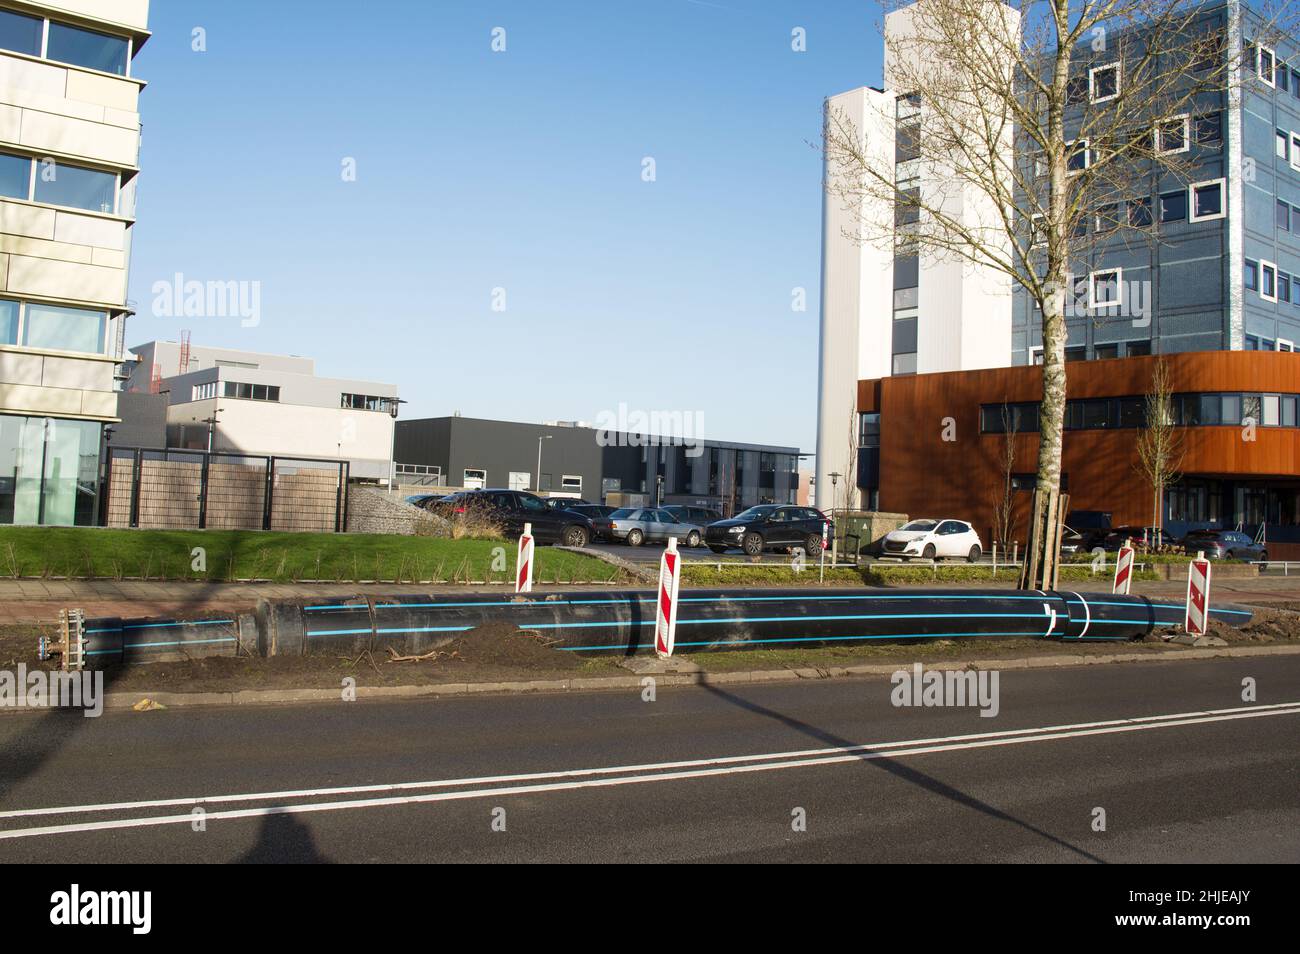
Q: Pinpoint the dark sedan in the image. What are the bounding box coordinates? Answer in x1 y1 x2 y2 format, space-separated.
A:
422 489 594 547
704 505 832 557
1182 529 1267 562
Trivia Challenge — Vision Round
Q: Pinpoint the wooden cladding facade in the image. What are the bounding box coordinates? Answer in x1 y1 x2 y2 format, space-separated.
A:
857 352 1300 542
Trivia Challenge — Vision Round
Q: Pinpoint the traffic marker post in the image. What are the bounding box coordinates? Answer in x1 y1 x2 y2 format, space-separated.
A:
515 522 534 594
1112 539 1135 595
655 536 683 658
1185 551 1212 637
820 520 829 583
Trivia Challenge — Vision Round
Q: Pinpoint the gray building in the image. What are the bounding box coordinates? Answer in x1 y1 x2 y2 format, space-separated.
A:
394 416 801 514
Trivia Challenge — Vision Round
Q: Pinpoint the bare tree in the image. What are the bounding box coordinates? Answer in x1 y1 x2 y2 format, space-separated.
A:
1134 358 1185 533
824 0 1290 587
844 401 860 513
992 403 1019 547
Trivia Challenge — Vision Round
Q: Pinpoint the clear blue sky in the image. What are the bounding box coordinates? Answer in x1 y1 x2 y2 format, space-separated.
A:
127 1 886 454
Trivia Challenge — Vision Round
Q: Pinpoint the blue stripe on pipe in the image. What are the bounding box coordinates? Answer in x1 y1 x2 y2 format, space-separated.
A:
122 619 235 630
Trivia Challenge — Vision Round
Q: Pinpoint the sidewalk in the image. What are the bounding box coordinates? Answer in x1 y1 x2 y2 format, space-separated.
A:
2 575 1298 627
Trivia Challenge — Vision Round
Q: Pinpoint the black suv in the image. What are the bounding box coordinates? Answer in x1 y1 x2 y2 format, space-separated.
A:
662 505 723 526
424 489 594 547
704 505 833 556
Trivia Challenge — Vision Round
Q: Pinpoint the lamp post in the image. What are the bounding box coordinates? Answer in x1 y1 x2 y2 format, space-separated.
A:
386 397 408 492
536 435 552 492
829 471 842 563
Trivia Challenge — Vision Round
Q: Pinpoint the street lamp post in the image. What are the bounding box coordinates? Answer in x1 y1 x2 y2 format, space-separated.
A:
829 471 842 563
386 397 408 492
536 435 552 492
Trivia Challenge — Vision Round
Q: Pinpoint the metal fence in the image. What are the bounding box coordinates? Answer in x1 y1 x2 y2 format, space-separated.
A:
104 446 350 532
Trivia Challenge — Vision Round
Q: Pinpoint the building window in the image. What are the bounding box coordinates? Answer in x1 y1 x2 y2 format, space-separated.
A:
1261 261 1278 302
464 468 486 488
1245 259 1258 290
0 152 28 200
892 352 917 375
1125 340 1152 357
341 393 395 412
1065 346 1087 362
1156 116 1189 154
1189 179 1225 222
561 475 582 493
1292 134 1300 172
1258 44 1277 86
1067 139 1090 174
32 160 118 215
20 303 106 354
1279 339 1295 352
0 299 15 345
191 382 218 401
1127 197 1152 228
1194 112 1222 145
1159 190 1187 222
1281 272 1293 304
1278 129 1290 160
858 412 881 447
0 9 42 57
1280 200 1292 232
0 415 102 526
222 381 280 401
1089 269 1122 309
46 21 130 76
1066 74 1089 105
1090 63 1120 102
1094 203 1121 233
1094 343 1119 359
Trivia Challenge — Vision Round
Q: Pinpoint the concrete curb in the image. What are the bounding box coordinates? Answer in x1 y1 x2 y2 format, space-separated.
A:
93 642 1300 711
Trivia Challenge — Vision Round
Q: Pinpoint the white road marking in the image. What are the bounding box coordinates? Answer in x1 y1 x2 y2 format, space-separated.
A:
0 702 1297 841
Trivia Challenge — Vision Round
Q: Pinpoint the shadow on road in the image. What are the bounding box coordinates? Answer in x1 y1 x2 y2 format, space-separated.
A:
700 681 1106 863
237 812 333 863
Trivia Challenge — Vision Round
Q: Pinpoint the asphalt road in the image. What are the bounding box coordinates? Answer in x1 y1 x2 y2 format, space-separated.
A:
1 656 1298 863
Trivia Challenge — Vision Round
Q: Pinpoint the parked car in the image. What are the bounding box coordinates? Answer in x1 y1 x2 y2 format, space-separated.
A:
560 504 618 539
1060 526 1085 555
1182 529 1267 562
882 519 984 562
404 493 440 507
607 508 704 547
1065 510 1112 550
703 505 833 557
546 497 593 509
1100 526 1177 552
662 505 723 527
424 489 594 547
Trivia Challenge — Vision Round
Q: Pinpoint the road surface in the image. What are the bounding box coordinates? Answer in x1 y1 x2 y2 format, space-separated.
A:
0 656 1297 862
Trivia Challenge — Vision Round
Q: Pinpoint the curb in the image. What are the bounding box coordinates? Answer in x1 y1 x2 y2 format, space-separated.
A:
93 642 1300 711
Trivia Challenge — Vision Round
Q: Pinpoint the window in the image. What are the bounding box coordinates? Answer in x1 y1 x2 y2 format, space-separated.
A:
1194 113 1222 146
1294 69 1300 99
1279 200 1292 232
1258 44 1276 86
20 303 106 354
1094 343 1119 359
32 161 117 214
463 468 486 489
46 22 130 76
1067 139 1090 174
1089 269 1122 309
1261 261 1278 301
1065 346 1088 363
0 9 42 57
1192 33 1222 73
1128 197 1153 228
1095 203 1121 233
191 382 218 401
1280 339 1296 352
1029 346 1044 365
222 381 279 401
1125 340 1152 356
1156 116 1189 154
1245 335 1260 351
0 298 16 345
1090 63 1120 102
1160 190 1187 222
858 413 881 447
1278 130 1290 160
1292 134 1300 172
0 152 24 199
892 352 917 375
1066 74 1089 106
1245 259 1258 290
1189 179 1225 221
561 475 582 492
896 121 921 163
1281 272 1292 304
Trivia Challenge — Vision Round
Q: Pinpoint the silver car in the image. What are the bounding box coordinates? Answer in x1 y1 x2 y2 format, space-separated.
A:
608 508 703 547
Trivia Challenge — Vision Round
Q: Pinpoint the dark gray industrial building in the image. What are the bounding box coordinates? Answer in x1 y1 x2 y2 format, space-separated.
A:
394 416 801 514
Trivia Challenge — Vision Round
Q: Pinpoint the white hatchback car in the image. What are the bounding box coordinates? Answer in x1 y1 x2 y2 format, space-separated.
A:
882 519 984 562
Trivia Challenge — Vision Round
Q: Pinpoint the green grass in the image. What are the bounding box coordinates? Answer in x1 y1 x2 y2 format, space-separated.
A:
0 527 626 584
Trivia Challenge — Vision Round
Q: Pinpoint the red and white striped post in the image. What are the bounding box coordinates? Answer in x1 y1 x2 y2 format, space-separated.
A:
1112 539 1135 595
515 522 535 594
819 520 829 583
655 536 683 658
1185 551 1212 637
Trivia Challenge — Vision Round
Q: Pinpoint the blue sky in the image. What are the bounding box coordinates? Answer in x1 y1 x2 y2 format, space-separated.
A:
127 1 886 453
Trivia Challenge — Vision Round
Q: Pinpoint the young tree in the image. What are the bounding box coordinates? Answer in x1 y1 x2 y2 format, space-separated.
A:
992 403 1019 548
824 0 1289 587
1134 358 1185 533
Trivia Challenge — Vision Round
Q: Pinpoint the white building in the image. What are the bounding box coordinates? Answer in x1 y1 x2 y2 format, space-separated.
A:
0 0 150 525
815 0 1016 509
124 341 401 482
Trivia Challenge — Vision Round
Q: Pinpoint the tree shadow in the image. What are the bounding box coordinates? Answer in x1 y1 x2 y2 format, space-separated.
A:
699 681 1106 863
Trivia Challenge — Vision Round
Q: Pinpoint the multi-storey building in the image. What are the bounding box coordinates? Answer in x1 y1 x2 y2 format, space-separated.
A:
123 341 400 482
821 0 1300 549
0 1 149 526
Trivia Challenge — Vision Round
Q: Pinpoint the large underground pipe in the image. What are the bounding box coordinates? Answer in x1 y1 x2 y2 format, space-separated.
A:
70 588 1252 667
